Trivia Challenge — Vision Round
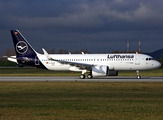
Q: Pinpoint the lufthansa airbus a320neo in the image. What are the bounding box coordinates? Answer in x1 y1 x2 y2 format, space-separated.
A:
5 30 161 79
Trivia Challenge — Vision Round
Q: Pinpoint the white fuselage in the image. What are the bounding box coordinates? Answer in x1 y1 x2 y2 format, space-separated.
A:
36 53 161 71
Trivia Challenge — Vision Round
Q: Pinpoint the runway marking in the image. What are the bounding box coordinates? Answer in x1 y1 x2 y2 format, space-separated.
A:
0 76 163 82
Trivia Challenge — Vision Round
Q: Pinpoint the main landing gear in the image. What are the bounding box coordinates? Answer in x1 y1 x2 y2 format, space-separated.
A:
79 74 93 79
136 70 141 79
79 70 93 79
80 74 85 79
87 74 93 79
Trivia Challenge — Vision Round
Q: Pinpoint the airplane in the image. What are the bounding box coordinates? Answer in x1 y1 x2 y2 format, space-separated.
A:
5 30 161 79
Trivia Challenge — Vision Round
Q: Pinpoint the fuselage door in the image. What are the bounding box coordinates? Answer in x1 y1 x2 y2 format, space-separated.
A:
35 56 40 65
135 55 140 65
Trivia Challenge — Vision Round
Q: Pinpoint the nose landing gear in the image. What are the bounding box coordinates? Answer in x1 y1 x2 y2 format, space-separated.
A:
136 70 141 79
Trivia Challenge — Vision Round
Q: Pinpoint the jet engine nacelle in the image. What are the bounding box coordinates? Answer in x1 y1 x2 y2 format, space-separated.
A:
92 65 118 77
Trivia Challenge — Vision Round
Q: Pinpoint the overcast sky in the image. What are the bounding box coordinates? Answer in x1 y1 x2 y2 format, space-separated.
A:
1 0 163 54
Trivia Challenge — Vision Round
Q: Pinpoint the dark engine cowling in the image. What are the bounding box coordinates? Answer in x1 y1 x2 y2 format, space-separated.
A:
108 70 119 76
92 65 118 77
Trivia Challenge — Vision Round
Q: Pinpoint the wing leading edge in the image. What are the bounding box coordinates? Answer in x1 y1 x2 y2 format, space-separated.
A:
42 48 94 70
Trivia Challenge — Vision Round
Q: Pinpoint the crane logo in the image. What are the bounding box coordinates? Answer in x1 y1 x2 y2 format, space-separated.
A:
16 41 28 54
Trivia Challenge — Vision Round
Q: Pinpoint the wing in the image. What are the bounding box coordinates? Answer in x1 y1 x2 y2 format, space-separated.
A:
42 48 94 70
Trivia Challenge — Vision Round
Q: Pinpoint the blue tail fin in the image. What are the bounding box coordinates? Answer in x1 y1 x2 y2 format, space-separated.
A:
10 30 37 57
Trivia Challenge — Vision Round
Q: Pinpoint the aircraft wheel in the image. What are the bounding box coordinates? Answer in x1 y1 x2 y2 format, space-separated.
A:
87 74 93 79
137 76 141 79
136 70 141 79
80 74 85 79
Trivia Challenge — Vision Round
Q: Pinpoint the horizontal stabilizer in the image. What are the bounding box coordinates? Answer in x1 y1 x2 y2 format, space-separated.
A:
3 56 30 62
3 56 17 63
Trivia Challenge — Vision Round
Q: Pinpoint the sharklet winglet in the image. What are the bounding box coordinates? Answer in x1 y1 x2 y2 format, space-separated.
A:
42 48 55 61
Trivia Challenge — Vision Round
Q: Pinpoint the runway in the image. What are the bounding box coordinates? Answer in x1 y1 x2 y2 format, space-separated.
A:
0 76 163 82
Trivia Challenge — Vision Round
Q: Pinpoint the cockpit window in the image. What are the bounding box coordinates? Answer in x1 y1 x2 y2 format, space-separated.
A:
146 58 154 61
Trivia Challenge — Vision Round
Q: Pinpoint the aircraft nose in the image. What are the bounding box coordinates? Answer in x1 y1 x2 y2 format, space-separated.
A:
154 61 161 68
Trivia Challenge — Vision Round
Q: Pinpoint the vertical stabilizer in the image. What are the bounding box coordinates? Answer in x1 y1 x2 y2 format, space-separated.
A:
10 30 37 57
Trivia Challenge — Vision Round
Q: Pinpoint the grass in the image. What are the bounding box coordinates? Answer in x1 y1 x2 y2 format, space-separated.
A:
119 69 163 77
0 68 163 77
0 68 80 76
0 82 163 120
0 60 17 67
